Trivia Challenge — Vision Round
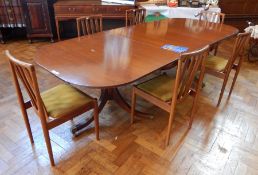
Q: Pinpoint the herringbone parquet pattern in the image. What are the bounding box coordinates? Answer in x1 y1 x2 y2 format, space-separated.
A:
0 39 258 175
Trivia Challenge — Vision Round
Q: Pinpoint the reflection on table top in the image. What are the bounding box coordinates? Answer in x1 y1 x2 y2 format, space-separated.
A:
36 18 238 88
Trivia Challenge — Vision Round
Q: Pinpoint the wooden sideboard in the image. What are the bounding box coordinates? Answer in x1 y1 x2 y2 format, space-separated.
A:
219 0 258 31
54 0 136 40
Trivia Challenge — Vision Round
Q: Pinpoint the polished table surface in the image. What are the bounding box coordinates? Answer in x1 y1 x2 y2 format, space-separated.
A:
36 18 238 88
35 18 238 134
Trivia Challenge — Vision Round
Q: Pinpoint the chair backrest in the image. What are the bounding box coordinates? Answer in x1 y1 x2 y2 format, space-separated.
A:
199 11 225 24
126 9 146 27
225 32 251 71
173 46 210 103
6 50 47 121
76 15 103 37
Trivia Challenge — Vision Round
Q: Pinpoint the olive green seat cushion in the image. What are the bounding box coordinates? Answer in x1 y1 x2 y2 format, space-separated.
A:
137 74 175 102
145 14 168 23
206 55 228 72
41 84 93 118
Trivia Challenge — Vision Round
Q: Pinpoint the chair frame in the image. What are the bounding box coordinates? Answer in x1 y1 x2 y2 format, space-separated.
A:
6 50 99 166
126 8 146 27
199 11 225 56
76 15 103 37
205 32 251 106
131 46 210 146
199 10 225 24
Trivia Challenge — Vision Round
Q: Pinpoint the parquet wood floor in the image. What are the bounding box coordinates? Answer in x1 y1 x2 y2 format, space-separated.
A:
1 39 258 175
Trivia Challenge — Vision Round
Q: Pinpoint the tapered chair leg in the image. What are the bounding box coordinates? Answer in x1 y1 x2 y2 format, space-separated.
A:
21 107 34 144
217 73 230 107
213 44 219 56
131 88 136 124
165 103 176 146
42 128 55 166
189 96 198 129
228 68 241 99
93 100 100 140
190 67 205 128
14 82 34 144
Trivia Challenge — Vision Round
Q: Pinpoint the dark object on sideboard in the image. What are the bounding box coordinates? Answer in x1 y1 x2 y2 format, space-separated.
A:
178 0 204 7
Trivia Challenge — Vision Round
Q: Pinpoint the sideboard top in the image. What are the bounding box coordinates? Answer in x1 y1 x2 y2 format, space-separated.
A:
54 0 136 6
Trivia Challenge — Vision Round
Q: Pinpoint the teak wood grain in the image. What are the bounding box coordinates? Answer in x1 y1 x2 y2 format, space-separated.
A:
2 39 258 174
35 18 238 89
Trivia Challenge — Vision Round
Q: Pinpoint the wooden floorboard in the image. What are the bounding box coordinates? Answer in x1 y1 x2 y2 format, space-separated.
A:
0 39 258 175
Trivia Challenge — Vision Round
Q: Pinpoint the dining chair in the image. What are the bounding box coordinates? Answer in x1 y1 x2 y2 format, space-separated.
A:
131 46 210 146
76 15 103 37
205 32 251 106
199 11 225 24
6 50 99 166
199 11 225 56
126 8 146 27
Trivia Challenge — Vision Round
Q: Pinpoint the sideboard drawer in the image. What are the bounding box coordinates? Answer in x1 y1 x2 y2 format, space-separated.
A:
92 6 105 14
54 6 95 14
54 6 111 15
54 4 134 17
105 6 131 16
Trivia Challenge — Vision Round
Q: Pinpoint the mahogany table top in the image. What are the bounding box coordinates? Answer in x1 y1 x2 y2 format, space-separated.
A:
35 18 238 88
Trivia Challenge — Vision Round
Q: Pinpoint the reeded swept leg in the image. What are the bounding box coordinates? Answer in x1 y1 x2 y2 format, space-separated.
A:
71 87 151 135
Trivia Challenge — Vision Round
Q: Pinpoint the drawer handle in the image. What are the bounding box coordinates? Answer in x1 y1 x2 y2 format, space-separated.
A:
68 7 75 11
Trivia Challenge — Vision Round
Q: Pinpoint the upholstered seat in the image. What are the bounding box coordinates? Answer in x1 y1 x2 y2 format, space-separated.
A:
131 46 209 146
205 55 228 72
41 84 93 118
6 50 99 166
203 33 250 106
137 74 175 102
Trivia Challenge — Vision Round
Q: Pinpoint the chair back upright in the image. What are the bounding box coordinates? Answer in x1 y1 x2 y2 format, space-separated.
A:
221 32 250 74
6 51 47 121
174 46 209 104
126 9 146 26
76 15 103 37
199 11 225 23
230 32 251 66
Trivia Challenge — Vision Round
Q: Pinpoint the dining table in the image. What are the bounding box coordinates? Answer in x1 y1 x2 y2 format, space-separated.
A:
35 18 239 135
